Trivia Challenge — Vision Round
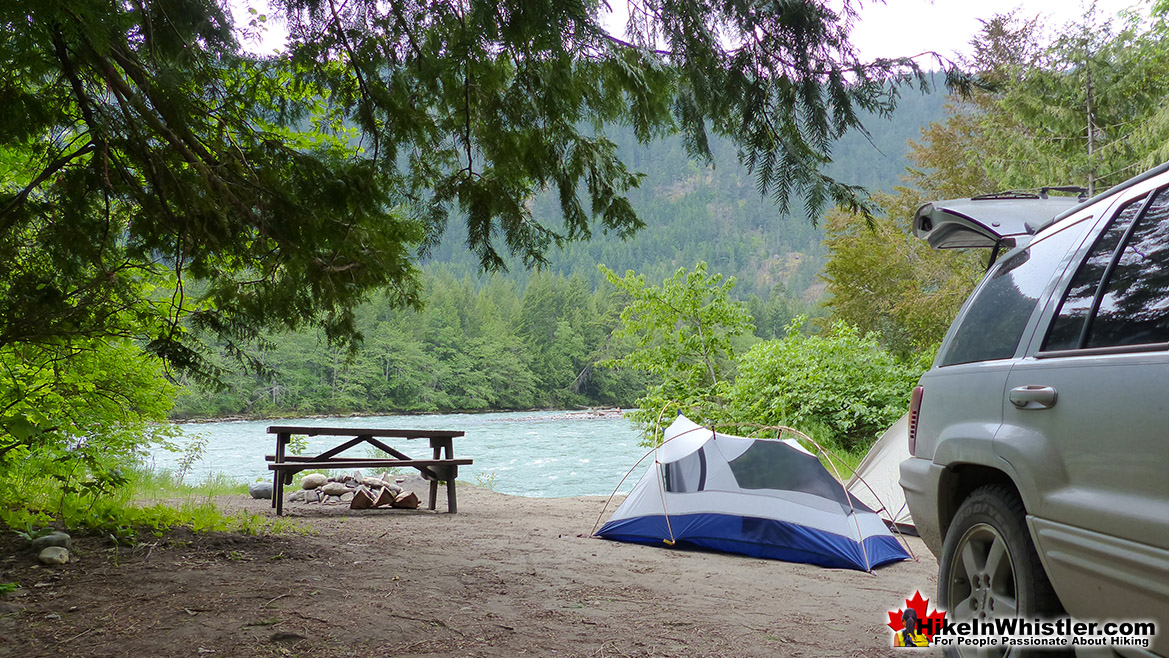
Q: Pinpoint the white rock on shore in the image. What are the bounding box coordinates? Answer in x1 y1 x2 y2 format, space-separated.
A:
31 532 72 551
38 546 70 565
320 482 350 497
301 474 328 490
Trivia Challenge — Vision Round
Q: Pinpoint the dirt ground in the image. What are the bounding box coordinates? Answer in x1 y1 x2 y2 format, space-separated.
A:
2 478 943 657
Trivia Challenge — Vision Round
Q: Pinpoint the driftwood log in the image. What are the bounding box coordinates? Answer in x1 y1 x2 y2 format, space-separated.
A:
347 472 419 510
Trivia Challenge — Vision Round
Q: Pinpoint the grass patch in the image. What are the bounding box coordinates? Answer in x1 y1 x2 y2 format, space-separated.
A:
0 462 305 541
473 470 498 490
817 446 866 483
130 468 249 500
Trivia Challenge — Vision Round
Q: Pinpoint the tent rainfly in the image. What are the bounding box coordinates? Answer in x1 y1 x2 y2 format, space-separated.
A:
595 415 910 571
845 413 916 534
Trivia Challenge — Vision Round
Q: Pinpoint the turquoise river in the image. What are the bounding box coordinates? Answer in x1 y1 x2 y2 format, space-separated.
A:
154 410 650 498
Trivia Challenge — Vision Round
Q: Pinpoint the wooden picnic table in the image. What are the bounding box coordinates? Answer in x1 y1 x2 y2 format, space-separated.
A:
266 426 471 516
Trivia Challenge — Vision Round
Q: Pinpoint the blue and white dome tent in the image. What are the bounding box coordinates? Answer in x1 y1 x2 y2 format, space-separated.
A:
595 415 911 571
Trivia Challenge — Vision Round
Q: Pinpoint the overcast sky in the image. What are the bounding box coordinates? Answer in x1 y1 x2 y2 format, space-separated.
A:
230 0 1149 61
847 0 1146 61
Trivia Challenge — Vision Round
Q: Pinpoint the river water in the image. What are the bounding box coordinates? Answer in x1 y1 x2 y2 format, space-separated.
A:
155 410 651 498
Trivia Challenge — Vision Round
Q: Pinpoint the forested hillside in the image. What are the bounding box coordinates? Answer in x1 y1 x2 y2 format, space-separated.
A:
173 77 949 418
427 73 950 299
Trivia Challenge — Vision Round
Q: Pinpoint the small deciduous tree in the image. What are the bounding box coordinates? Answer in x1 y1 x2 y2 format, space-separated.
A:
599 262 754 443
0 339 177 518
821 189 983 357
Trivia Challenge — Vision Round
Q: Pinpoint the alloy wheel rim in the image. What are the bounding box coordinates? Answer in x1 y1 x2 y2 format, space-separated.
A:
947 522 1019 658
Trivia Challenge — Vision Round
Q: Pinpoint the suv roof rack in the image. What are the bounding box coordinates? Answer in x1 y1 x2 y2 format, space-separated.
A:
970 186 1089 202
970 191 1043 201
1035 161 1169 233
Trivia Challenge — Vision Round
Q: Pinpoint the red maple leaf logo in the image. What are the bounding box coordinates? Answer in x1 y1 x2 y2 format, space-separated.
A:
887 590 947 641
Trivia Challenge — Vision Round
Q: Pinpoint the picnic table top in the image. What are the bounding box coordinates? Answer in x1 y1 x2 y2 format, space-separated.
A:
265 426 469 515
266 426 465 439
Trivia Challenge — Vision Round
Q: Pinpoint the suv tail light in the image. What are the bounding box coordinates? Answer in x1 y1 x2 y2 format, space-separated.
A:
908 386 924 456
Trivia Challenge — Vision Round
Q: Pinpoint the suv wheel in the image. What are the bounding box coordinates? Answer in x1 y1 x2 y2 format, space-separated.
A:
938 485 1065 657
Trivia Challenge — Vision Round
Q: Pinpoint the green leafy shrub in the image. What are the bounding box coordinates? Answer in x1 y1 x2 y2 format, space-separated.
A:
0 339 185 530
726 318 926 451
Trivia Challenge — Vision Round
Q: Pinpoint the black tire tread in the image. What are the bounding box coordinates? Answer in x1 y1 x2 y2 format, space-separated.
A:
939 484 1067 657
960 484 1062 615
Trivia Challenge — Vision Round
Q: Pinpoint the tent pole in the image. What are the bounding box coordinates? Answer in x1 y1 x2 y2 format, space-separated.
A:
655 425 716 546
590 445 657 537
655 456 677 546
840 470 918 561
652 399 679 545
591 400 679 537
590 414 707 539
792 429 874 573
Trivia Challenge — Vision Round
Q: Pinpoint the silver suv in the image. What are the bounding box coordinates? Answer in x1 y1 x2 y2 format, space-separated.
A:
900 164 1169 657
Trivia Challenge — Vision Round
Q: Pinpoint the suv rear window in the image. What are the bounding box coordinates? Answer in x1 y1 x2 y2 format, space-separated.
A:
940 223 1087 367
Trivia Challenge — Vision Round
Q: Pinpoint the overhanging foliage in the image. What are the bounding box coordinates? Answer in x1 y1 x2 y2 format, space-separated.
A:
1 0 943 374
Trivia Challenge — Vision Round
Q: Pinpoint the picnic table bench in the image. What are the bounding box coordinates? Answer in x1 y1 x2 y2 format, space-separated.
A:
266 426 471 516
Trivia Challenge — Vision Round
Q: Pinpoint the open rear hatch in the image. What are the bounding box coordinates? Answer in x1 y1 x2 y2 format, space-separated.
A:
913 190 1085 250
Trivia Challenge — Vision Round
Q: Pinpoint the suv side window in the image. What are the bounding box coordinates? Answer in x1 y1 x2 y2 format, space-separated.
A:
1043 188 1169 351
940 222 1087 367
1043 197 1146 351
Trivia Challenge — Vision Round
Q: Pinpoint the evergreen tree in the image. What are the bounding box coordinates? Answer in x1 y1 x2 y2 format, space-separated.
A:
985 7 1169 193
2 0 945 375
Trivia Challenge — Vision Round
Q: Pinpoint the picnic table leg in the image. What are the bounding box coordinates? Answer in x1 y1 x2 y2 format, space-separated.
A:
428 442 440 511
441 438 457 513
272 432 288 511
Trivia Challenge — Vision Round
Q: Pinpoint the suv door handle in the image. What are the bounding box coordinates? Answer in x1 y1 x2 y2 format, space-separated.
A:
1009 385 1058 410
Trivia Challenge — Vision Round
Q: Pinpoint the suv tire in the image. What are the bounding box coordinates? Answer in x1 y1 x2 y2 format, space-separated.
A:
938 485 1066 657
